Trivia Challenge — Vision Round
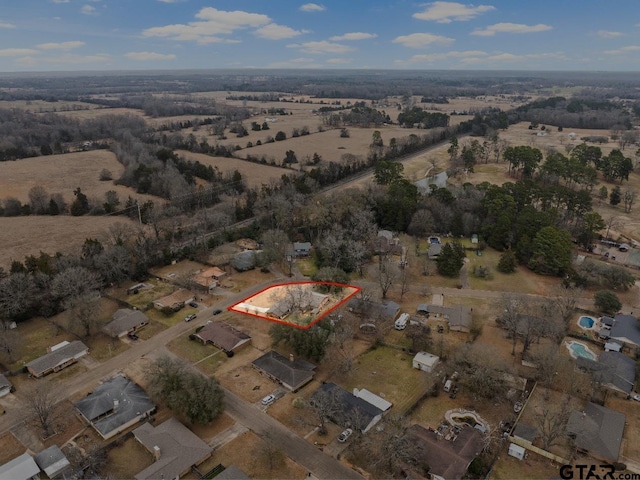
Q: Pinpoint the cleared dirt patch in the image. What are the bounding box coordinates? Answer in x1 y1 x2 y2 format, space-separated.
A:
104 435 154 480
0 432 26 465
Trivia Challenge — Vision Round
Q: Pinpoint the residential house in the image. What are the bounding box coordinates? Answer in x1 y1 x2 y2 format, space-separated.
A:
75 375 155 440
566 402 625 462
0 452 40 480
375 230 402 255
193 321 251 353
311 382 384 433
215 465 250 480
413 351 440 372
407 424 485 480
352 388 392 412
26 341 89 378
609 314 640 348
231 250 256 272
292 242 312 257
103 309 149 338
0 374 13 397
192 267 226 293
266 290 330 320
576 351 635 395
416 304 473 333
133 417 212 480
347 298 401 322
34 446 71 480
512 423 538 445
152 289 194 311
252 351 316 391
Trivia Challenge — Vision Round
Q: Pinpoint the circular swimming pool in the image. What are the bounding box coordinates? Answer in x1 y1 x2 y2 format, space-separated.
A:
578 315 596 329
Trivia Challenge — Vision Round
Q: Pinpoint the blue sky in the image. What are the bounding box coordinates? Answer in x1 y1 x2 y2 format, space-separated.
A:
0 1 639 72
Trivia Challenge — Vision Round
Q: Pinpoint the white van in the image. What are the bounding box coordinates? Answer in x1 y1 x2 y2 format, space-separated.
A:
443 379 453 392
394 313 409 331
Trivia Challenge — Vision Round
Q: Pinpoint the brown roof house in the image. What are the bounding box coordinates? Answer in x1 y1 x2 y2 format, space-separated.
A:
193 321 251 353
153 289 194 311
26 340 89 378
252 351 316 392
192 267 227 293
133 417 212 480
103 309 149 338
408 424 485 480
75 375 155 440
566 402 625 462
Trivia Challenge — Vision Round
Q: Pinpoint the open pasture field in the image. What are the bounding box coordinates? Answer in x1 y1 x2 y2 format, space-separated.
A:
235 124 428 167
53 106 147 121
0 99 100 113
0 150 158 205
174 150 291 187
0 215 142 269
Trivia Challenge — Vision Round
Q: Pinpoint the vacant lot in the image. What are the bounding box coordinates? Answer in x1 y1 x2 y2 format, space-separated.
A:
0 99 100 113
0 432 25 465
0 215 143 269
174 150 291 188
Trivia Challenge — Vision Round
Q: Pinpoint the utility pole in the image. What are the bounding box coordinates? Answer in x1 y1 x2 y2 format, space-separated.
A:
136 201 142 225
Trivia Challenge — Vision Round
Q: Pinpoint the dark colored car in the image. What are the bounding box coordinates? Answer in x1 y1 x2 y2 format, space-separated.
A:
212 309 223 315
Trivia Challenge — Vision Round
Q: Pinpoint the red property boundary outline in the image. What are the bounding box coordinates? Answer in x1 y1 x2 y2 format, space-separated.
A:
228 281 361 330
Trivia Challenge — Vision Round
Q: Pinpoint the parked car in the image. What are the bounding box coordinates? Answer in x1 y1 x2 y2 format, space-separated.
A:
184 314 197 322
188 301 198 308
212 309 223 316
261 394 276 406
338 428 353 443
632 394 640 402
127 333 139 340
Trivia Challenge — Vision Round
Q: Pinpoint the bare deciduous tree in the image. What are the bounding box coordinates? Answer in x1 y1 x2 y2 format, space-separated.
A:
23 382 60 438
0 321 21 364
68 293 101 338
533 395 572 450
310 388 341 435
377 254 398 299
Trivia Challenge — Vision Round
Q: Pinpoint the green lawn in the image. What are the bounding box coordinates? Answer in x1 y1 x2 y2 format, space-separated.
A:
7 318 76 370
296 258 318 277
167 334 227 376
340 345 431 413
84 333 130 361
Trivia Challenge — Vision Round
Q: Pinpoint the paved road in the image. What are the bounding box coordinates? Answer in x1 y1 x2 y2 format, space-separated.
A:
223 389 363 480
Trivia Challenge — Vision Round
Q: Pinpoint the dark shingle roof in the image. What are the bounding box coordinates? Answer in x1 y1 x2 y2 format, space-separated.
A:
26 341 88 376
312 382 383 432
215 465 251 480
611 314 640 346
567 402 625 462
252 351 316 391
513 423 538 442
576 352 635 394
0 374 11 391
347 298 400 321
74 376 155 438
34 445 71 479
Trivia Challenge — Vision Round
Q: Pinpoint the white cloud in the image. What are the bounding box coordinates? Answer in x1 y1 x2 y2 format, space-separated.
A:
403 50 488 63
326 58 352 64
413 1 495 23
81 5 97 15
287 40 354 55
142 7 270 43
268 57 320 68
596 30 623 38
604 45 640 55
461 51 565 64
299 3 325 12
329 32 377 41
254 23 308 40
471 22 552 36
37 41 84 50
0 48 40 57
17 53 111 65
0 21 15 29
125 51 176 61
392 33 454 48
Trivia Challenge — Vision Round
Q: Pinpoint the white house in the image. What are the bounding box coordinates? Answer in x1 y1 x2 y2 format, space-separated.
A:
508 443 526 460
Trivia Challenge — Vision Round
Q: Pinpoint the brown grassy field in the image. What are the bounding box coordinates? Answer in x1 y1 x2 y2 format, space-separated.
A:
0 215 143 269
0 149 157 205
174 150 291 188
0 99 100 113
53 107 146 121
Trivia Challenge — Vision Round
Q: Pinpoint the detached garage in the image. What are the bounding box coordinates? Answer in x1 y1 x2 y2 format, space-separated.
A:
413 352 440 373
